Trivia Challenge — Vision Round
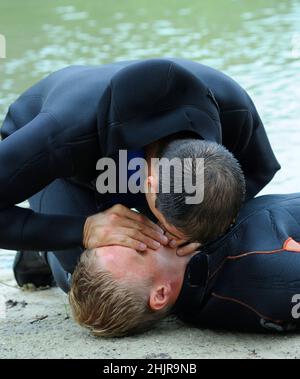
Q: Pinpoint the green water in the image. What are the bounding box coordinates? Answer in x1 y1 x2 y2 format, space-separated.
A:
0 0 300 186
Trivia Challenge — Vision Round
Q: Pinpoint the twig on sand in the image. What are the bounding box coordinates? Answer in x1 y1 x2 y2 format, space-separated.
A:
30 315 48 324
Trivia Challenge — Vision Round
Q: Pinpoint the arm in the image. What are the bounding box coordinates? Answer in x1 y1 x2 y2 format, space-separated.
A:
0 112 86 251
0 112 167 252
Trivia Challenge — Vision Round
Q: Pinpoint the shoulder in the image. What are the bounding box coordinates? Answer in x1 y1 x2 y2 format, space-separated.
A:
169 58 251 109
206 194 300 258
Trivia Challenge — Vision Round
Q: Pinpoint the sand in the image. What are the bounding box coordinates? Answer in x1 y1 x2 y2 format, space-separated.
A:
1 266 300 359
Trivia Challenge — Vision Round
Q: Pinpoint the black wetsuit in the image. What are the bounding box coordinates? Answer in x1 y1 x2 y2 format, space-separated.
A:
173 194 300 333
0 58 280 278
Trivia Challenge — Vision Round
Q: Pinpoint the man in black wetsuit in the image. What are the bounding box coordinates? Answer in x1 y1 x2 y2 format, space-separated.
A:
70 193 300 336
173 193 300 333
0 58 280 290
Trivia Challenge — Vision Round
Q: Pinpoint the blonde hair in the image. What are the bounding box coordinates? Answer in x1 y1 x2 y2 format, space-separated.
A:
69 250 171 337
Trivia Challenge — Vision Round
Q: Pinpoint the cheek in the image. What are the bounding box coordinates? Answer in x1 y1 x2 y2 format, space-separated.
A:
146 193 156 210
151 207 166 226
130 257 147 275
127 255 153 281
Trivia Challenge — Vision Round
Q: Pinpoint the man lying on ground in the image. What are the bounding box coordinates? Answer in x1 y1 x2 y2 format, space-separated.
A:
70 193 300 336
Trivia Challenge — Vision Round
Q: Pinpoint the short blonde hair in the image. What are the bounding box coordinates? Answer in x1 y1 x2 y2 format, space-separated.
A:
69 250 171 337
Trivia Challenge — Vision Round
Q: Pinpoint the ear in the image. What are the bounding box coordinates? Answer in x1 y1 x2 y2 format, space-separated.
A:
149 284 172 311
146 175 158 194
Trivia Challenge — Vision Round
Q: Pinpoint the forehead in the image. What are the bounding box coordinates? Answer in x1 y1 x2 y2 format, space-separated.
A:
95 246 142 279
95 246 137 264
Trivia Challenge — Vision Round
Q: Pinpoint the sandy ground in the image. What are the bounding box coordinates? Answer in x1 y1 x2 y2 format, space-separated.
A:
1 266 300 359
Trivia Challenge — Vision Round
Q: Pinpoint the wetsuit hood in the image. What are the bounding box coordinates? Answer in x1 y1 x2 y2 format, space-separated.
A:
97 58 222 156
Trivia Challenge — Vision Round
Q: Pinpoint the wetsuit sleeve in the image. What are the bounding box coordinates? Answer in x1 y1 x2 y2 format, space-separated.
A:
0 112 86 251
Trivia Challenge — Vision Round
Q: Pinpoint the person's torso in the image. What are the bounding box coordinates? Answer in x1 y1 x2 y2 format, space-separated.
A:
174 193 300 332
1 58 267 200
